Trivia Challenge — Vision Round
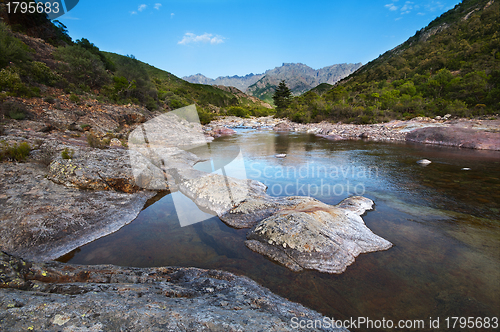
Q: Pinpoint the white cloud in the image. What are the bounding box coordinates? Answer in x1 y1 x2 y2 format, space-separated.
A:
385 3 398 11
178 32 225 45
395 17 403 20
154 3 162 10
138 4 147 12
171 13 175 18
131 11 137 15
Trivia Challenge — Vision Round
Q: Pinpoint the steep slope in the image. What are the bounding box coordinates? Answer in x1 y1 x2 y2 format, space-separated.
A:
0 11 271 125
247 63 362 104
183 73 265 92
281 0 500 123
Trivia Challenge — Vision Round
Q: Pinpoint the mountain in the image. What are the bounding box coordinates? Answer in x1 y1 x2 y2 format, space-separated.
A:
246 63 362 104
183 73 265 92
279 0 500 123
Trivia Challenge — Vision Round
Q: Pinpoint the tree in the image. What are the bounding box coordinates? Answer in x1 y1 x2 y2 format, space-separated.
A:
272 80 292 111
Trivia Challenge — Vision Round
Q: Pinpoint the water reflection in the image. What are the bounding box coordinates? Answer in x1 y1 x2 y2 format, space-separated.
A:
58 130 500 331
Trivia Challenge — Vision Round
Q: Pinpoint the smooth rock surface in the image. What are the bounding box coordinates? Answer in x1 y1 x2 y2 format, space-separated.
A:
406 127 500 150
0 252 346 332
0 163 154 261
245 196 393 273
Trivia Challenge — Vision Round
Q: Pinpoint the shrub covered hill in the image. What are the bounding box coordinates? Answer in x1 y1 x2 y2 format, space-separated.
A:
279 0 500 123
0 2 271 124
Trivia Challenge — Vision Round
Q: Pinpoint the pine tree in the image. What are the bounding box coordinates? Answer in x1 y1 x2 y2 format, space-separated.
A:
272 80 292 111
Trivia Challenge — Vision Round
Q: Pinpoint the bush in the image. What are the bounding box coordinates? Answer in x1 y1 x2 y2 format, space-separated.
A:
0 141 31 162
0 68 32 97
2 101 27 120
30 61 60 86
0 22 31 69
226 106 249 118
44 96 56 104
54 45 110 88
61 147 74 159
69 94 81 104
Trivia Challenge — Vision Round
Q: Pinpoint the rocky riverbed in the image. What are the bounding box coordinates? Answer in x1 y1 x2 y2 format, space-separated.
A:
205 115 500 150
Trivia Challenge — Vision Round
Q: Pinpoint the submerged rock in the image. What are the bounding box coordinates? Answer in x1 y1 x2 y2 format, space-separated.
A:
0 251 347 332
244 196 392 274
416 159 432 166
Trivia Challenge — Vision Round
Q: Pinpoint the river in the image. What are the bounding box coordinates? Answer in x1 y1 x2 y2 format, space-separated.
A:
58 129 500 331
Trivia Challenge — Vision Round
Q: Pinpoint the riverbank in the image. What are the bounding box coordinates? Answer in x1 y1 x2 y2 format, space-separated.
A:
205 116 500 150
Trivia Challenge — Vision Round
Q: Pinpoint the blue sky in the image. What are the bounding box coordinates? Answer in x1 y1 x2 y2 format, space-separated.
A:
58 0 461 79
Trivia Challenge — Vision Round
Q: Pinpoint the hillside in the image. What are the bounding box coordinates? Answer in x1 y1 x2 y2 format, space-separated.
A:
182 73 265 92
0 5 271 125
279 0 500 123
246 63 362 104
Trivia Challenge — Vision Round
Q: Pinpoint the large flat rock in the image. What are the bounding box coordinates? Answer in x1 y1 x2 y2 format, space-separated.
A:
244 196 392 273
0 163 154 261
0 252 347 332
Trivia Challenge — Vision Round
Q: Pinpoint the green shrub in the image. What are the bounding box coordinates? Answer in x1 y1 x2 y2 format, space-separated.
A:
54 45 110 88
61 147 74 159
0 22 31 69
226 106 249 118
44 96 56 104
30 61 60 86
69 94 81 104
0 68 31 97
2 101 27 120
0 141 31 162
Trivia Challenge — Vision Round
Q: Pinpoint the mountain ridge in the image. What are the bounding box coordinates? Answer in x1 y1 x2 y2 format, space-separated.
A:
183 62 362 98
246 62 362 104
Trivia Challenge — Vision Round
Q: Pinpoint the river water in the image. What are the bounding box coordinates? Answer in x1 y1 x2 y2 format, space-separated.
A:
58 129 500 330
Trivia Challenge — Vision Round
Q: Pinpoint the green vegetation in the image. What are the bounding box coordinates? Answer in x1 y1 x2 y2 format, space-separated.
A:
0 141 31 162
0 7 271 124
1 101 27 120
273 80 292 112
279 0 499 123
61 147 74 159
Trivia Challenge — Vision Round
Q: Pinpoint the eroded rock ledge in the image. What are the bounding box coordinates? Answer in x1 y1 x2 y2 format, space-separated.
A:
0 252 346 332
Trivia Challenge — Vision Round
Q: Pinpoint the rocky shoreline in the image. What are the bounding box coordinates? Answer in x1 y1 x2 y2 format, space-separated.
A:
0 251 345 331
204 115 500 150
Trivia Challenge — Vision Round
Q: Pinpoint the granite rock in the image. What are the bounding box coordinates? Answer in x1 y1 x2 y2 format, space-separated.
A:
0 252 347 332
244 196 392 273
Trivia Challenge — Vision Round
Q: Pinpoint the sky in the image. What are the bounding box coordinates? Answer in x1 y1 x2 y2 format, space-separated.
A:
57 0 462 79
